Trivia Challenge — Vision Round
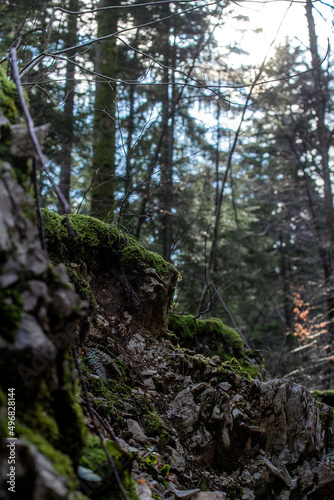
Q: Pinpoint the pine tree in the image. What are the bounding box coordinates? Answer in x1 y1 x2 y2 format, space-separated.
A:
90 0 119 218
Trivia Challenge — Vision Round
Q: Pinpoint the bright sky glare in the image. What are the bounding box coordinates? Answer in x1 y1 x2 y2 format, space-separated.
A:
217 0 333 66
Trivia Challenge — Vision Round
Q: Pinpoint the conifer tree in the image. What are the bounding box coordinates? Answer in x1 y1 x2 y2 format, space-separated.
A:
90 0 119 218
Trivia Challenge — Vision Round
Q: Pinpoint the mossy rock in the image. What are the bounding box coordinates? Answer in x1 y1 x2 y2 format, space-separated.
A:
197 317 244 357
0 285 23 342
312 390 334 407
0 64 20 126
17 424 78 492
168 314 198 341
0 66 32 188
42 209 175 279
168 313 244 358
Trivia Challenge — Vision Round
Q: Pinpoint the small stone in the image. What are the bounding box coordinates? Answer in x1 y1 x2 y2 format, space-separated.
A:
172 387 199 432
241 488 255 500
218 382 232 392
166 447 187 472
127 419 148 443
174 488 201 499
144 378 156 390
193 492 227 500
248 426 266 437
136 478 152 500
0 272 19 287
142 369 158 376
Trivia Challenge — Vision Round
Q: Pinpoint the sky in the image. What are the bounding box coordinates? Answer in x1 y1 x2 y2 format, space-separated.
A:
217 0 333 66
191 1 333 158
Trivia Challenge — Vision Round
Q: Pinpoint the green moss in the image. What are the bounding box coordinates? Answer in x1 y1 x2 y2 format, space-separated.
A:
66 265 97 313
81 347 132 433
42 209 175 278
144 409 165 436
312 390 334 407
159 464 170 478
68 213 113 244
168 314 197 341
0 67 31 187
26 404 60 444
218 356 258 380
18 424 78 491
18 373 87 468
226 483 243 500
168 313 244 358
80 434 110 471
52 380 88 465
0 286 23 341
144 250 175 277
120 244 146 267
80 434 139 500
197 318 244 356
0 65 20 125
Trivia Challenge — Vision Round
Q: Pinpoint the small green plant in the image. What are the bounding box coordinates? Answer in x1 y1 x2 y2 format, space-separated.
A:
85 347 110 387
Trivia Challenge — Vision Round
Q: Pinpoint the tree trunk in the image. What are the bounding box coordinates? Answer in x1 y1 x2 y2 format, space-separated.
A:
91 0 118 218
159 3 175 262
58 0 78 214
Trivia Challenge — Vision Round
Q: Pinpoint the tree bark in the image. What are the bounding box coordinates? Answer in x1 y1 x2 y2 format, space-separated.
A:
158 2 175 262
91 0 119 218
58 0 78 214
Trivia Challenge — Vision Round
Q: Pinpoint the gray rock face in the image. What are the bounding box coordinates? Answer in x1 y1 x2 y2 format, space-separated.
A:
116 326 334 499
0 161 81 498
0 441 68 500
127 419 148 443
251 379 325 463
172 388 199 432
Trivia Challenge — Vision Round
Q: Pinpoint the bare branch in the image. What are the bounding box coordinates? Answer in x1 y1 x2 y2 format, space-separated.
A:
18 0 222 78
9 47 71 218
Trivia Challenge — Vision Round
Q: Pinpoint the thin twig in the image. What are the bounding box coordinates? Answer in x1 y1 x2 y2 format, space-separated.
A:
284 355 334 378
10 48 71 215
72 345 130 500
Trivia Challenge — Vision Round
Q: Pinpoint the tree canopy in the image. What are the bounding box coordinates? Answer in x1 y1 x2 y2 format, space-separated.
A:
1 0 333 387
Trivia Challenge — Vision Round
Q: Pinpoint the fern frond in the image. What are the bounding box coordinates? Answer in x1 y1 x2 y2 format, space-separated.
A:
86 348 109 386
90 347 112 364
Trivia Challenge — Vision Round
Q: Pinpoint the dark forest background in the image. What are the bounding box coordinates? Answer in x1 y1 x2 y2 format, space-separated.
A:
1 0 334 387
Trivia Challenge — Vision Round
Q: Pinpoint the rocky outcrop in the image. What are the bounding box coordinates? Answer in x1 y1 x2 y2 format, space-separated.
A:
109 327 334 500
0 150 89 500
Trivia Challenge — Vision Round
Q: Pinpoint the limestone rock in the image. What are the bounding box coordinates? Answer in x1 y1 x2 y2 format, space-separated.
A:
193 492 227 500
136 478 153 500
174 489 201 499
251 379 325 463
127 419 148 443
172 388 199 432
